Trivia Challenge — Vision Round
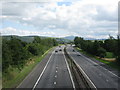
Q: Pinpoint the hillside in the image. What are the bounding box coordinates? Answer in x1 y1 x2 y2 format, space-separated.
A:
2 35 72 44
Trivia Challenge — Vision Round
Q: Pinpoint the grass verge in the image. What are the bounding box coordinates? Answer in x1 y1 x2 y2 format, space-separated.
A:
75 47 120 71
3 47 53 88
106 52 115 58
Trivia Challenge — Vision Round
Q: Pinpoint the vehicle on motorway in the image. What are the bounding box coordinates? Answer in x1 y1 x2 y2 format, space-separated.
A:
59 49 62 51
77 54 81 56
55 50 58 52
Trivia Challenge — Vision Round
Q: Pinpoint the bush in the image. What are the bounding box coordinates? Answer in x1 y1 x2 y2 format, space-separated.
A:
97 47 106 58
2 36 58 73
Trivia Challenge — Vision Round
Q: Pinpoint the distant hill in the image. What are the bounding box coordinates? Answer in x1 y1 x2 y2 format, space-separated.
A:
2 35 72 43
56 38 72 44
63 36 106 41
2 35 35 43
2 35 106 44
84 38 106 40
63 36 76 41
84 38 96 40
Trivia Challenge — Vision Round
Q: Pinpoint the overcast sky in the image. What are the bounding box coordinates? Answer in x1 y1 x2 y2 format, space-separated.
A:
0 0 119 39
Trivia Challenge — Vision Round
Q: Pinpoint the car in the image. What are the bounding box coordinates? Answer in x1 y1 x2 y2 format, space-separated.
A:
77 54 81 56
59 49 62 51
55 50 58 52
73 50 75 52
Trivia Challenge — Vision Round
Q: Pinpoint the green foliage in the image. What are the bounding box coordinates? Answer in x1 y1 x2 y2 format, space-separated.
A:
97 47 106 58
116 36 120 63
74 35 119 63
104 39 117 53
2 36 58 73
27 44 39 56
106 52 114 58
74 37 84 48
33 36 42 43
93 40 100 55
2 39 12 72
9 38 27 70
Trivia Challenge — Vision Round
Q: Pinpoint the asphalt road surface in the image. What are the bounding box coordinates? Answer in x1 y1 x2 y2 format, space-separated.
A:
66 45 120 90
18 46 74 89
18 45 120 89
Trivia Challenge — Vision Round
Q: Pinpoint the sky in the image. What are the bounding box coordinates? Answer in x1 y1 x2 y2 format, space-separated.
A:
0 0 119 39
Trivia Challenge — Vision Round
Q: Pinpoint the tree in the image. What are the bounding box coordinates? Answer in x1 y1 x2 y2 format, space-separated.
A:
2 36 58 73
74 37 84 48
2 39 12 72
27 44 39 56
53 39 58 46
74 37 79 47
97 47 106 58
93 40 100 55
104 38 117 53
33 36 42 43
8 38 27 70
116 36 120 63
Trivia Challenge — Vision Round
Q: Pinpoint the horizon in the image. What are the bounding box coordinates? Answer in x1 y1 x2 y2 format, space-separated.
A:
2 34 115 40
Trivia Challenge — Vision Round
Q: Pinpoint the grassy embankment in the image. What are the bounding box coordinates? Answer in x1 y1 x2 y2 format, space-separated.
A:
75 47 120 71
3 47 53 88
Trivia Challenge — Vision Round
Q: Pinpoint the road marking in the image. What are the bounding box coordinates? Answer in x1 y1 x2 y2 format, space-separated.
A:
56 67 58 68
108 71 120 78
56 70 58 73
67 51 97 89
63 49 76 89
55 75 57 78
99 74 102 76
73 47 120 79
17 49 53 88
106 79 109 82
74 60 97 89
32 50 55 90
54 82 56 85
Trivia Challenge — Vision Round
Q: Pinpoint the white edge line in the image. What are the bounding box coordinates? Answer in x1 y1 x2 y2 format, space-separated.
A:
17 49 52 88
77 49 120 79
73 59 97 89
32 50 54 90
67 48 97 89
62 48 76 89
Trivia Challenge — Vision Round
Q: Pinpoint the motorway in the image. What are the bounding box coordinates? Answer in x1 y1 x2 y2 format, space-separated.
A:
18 45 120 89
18 46 74 89
66 45 120 89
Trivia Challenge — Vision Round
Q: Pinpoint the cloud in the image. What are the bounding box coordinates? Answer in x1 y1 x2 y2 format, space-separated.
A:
1 27 56 36
1 0 64 2
1 0 119 38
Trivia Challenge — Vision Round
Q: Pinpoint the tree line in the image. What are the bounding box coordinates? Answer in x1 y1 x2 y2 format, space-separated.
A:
74 35 120 63
2 36 58 73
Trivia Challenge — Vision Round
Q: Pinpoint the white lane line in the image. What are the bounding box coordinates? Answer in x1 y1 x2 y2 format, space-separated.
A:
67 51 97 89
106 79 109 82
56 67 58 69
73 58 97 89
63 49 75 89
99 74 102 76
54 82 56 85
17 50 52 88
55 75 57 78
56 70 58 73
32 50 55 90
108 71 120 78
74 48 120 79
